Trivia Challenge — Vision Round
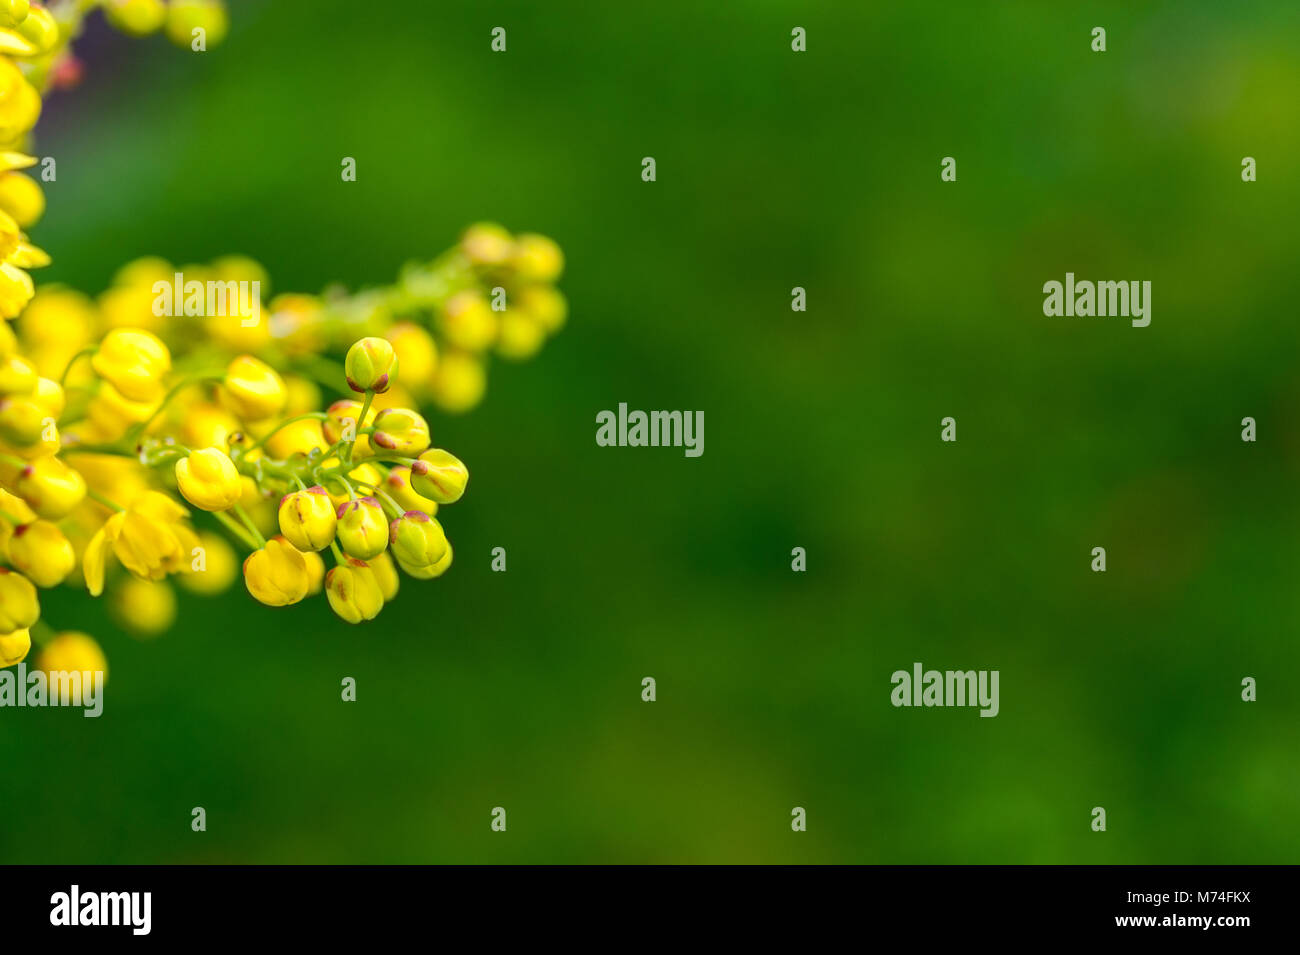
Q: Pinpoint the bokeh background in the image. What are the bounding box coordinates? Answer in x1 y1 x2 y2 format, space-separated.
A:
2 0 1298 863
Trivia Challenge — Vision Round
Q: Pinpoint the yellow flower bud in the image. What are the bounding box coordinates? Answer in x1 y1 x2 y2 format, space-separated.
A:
37 632 108 681
322 398 376 457
14 456 86 519
174 447 242 511
111 577 176 637
91 327 171 403
381 465 438 516
7 520 74 587
0 567 38 631
369 550 399 600
104 0 168 36
429 350 485 413
439 290 497 351
515 284 568 334
13 2 55 52
460 222 513 266
345 336 398 394
30 376 63 418
165 0 229 48
324 556 385 624
388 510 448 569
397 541 453 580
0 353 35 395
384 322 437 387
410 448 468 504
0 263 32 320
0 2 30 32
277 485 336 551
0 626 28 667
263 417 327 459
302 549 325 595
371 407 430 455
177 529 237 595
496 311 546 361
0 394 48 446
221 354 286 421
0 59 38 153
0 171 43 228
335 496 387 560
242 536 310 607
509 233 564 283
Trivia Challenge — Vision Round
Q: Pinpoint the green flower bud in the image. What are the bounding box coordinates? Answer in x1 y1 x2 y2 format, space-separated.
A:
371 407 430 455
335 496 387 559
409 448 468 505
388 510 448 568
397 542 453 580
345 336 397 394
325 556 384 624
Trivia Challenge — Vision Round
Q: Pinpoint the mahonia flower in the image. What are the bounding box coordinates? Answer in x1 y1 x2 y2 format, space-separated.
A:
0 2 563 678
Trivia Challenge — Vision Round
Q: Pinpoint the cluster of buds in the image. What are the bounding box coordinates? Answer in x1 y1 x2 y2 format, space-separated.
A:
0 2 563 677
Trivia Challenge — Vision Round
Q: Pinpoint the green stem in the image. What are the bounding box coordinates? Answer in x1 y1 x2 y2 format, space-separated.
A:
214 509 259 550
59 346 97 386
231 503 267 547
85 489 124 512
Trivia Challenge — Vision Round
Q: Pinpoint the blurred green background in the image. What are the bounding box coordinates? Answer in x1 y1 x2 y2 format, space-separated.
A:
2 0 1298 863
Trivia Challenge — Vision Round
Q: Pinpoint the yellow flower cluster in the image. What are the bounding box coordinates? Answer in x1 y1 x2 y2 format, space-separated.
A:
0 2 563 677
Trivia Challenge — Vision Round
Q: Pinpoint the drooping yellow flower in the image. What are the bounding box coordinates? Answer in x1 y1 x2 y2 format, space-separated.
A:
242 536 309 607
91 327 171 403
174 447 242 511
82 490 191 595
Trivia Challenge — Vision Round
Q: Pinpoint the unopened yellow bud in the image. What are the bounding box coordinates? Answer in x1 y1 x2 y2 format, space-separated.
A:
13 2 55 51
14 456 86 518
30 377 63 418
277 485 336 551
0 171 43 228
7 520 74 587
335 496 387 559
177 529 237 595
384 322 437 387
243 536 310 607
0 566 38 631
111 577 176 636
439 290 497 351
104 0 167 36
388 510 448 568
515 284 568 334
345 336 397 394
410 448 468 504
325 556 385 623
397 541 453 580
461 222 513 266
91 328 171 403
0 263 33 320
496 311 546 360
509 233 564 283
165 0 228 47
0 395 47 445
0 353 35 395
303 549 325 594
371 407 430 455
174 447 242 511
0 627 28 667
429 351 485 413
264 417 327 458
369 551 399 600
221 354 286 421
322 398 376 457
37 632 108 681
